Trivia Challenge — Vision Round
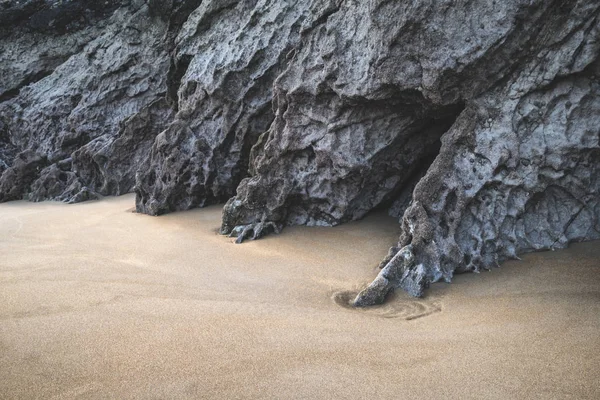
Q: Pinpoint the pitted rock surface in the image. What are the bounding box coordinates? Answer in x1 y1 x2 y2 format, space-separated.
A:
1 0 598 301
220 0 600 300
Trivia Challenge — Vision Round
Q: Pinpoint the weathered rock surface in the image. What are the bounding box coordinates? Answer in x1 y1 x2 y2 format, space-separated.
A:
0 0 181 202
1 0 599 302
134 0 340 215
219 0 600 301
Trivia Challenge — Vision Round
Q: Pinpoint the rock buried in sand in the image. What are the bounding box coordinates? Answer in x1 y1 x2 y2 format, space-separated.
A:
353 245 428 307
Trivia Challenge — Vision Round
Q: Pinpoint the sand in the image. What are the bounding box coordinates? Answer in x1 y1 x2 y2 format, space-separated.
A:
0 194 599 399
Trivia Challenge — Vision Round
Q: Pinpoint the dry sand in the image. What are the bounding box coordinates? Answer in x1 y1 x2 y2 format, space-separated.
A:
1 194 599 399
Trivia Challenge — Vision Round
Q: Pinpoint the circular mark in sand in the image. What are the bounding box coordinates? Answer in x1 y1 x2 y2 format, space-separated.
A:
332 290 442 320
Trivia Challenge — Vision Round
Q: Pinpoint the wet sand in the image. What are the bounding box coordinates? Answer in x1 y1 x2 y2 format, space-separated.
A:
1 194 599 399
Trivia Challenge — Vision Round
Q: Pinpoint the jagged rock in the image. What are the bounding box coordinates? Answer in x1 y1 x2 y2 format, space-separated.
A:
0 149 48 202
0 121 16 175
134 0 338 215
353 245 427 307
1 0 598 303
27 98 175 202
386 62 600 299
0 0 123 102
0 0 176 202
221 0 600 301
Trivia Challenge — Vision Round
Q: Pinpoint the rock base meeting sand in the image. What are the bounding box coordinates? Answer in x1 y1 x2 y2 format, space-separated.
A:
1 195 599 399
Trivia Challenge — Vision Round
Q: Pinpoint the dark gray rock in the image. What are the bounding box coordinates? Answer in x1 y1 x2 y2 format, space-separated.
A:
134 0 338 215
1 0 598 303
0 121 17 175
0 149 48 202
353 245 426 307
388 61 600 299
0 0 178 203
0 0 124 102
221 0 600 302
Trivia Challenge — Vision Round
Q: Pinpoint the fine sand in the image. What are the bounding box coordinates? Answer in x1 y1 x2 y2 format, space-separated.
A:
1 194 599 399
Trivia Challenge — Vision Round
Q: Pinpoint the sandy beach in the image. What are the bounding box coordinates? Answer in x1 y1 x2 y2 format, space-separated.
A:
1 194 599 399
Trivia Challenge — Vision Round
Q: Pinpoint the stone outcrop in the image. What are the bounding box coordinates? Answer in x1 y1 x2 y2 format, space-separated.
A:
1 0 598 302
219 0 600 302
0 0 183 202
134 0 344 215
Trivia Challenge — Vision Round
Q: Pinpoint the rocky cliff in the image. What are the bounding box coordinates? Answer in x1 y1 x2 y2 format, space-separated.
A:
1 0 598 304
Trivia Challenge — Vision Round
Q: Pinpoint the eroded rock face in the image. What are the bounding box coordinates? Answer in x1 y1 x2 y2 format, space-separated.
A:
134 0 340 215
385 62 600 299
0 0 180 202
0 0 124 103
1 0 598 302
220 0 600 300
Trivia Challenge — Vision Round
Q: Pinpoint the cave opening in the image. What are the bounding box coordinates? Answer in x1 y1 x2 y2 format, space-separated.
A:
373 103 465 220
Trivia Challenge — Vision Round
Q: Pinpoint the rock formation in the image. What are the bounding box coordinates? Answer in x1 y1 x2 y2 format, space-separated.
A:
135 0 332 214
0 0 185 202
219 0 600 303
1 0 598 303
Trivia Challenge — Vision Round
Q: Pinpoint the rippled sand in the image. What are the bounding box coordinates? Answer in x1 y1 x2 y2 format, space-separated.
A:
1 194 599 399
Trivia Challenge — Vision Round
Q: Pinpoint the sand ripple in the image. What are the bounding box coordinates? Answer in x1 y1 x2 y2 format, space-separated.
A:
332 290 442 320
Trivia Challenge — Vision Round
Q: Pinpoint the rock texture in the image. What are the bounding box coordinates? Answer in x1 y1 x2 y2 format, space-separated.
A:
1 0 599 302
134 0 343 215
219 0 600 301
0 0 182 202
